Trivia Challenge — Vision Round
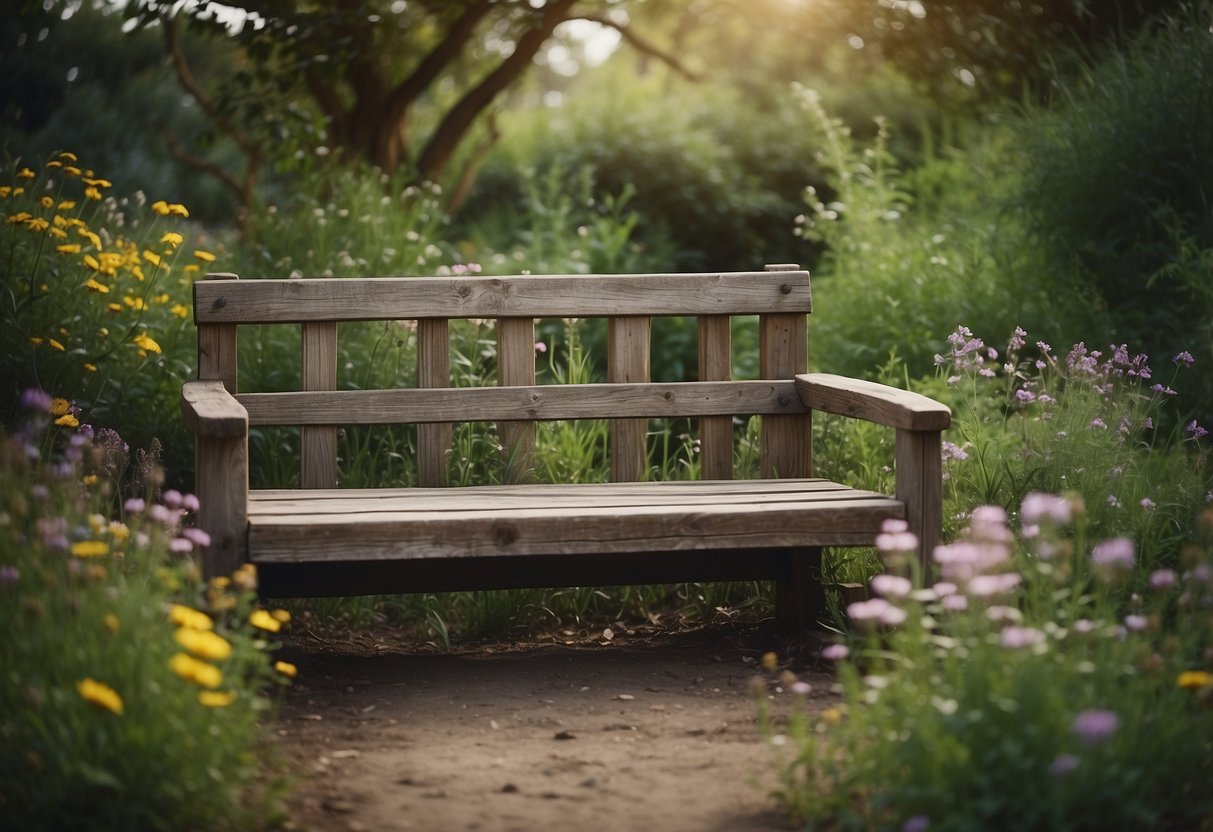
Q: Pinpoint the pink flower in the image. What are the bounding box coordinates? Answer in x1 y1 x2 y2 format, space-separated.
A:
1091 537 1135 572
847 598 908 627
1020 492 1072 526
1070 709 1119 746
871 574 913 598
821 644 850 662
967 573 1021 597
999 626 1046 649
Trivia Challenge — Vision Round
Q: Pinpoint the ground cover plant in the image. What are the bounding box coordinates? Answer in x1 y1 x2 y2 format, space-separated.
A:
0 394 293 829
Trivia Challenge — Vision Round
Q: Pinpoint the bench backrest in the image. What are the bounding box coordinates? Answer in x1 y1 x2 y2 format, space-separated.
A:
193 265 813 487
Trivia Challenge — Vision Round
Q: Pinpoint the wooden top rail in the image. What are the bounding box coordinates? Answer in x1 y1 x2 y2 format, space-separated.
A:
234 379 807 426
193 271 811 324
795 373 952 431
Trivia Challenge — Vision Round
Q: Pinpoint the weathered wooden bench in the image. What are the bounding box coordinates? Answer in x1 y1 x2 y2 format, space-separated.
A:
181 265 950 627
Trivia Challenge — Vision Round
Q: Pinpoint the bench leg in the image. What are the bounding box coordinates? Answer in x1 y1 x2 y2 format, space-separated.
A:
775 546 826 630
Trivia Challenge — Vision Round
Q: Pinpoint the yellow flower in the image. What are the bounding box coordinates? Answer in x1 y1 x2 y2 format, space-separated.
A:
143 250 161 267
84 187 102 201
58 199 76 211
822 706 844 725
76 678 123 715
174 627 233 661
106 302 121 313
168 203 189 217
104 613 120 634
64 165 82 177
171 303 190 319
83 177 112 188
249 609 281 633
198 690 235 708
83 362 97 373
83 254 101 271
51 397 69 416
82 474 98 486
151 200 170 216
193 249 216 263
7 212 33 224
54 414 80 428
48 226 67 239
40 196 54 209
153 292 170 304
0 186 10 198
270 609 291 624
108 521 130 542
58 151 78 162
133 332 161 354
160 232 184 247
183 264 201 274
46 160 62 169
85 277 110 294
29 336 43 346
274 660 298 678
77 228 101 249
17 167 35 179
130 264 146 282
124 295 147 311
70 540 109 558
48 338 65 352
169 653 223 689
1178 671 1213 689
25 217 50 233
232 563 258 591
168 603 214 631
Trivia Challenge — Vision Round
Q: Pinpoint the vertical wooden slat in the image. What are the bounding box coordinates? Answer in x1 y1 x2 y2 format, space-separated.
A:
775 547 827 630
697 315 733 480
195 273 246 578
417 319 452 486
608 316 651 482
896 429 943 583
759 265 810 479
300 321 338 488
497 318 536 483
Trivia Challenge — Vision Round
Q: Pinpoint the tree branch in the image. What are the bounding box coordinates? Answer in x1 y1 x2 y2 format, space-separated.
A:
576 13 704 82
444 111 501 218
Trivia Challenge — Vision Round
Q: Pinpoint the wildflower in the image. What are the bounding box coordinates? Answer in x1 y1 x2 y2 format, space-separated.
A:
76 678 123 715
198 690 235 707
1091 537 1135 572
1021 492 1072 528
232 563 258 591
132 333 161 354
170 653 223 688
25 217 50 232
1123 615 1148 632
1049 754 1080 777
1139 498 1156 511
871 574 913 598
182 527 211 548
104 613 119 633
70 540 109 558
847 598 908 627
174 627 232 661
534 340 547 353
181 493 201 512
1178 671 1213 689
84 186 102 201
1174 351 1195 367
821 644 849 662
20 388 53 412
124 497 146 513
1149 569 1176 590
160 231 183 246
1186 421 1208 441
270 608 291 624
151 200 171 216
193 249 215 262
143 250 161 267
1090 418 1107 430
275 660 298 678
168 603 214 631
903 816 930 832
17 167 35 179
168 203 189 217
169 537 193 554
1000 626 1046 649
1071 709 1119 746
250 608 282 632
58 199 76 211
170 303 190 319
0 565 19 587
941 440 968 462
84 277 110 294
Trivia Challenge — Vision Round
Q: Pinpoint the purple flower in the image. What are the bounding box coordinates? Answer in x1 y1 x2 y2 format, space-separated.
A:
1174 351 1195 367
169 537 194 554
20 388 53 412
941 441 968 462
182 527 212 547
1015 388 1037 404
1091 537 1135 571
1020 492 1072 527
1149 569 1176 590
124 497 146 514
1186 421 1208 441
161 489 184 509
1139 498 1156 511
1049 754 1080 777
1000 626 1046 649
1070 709 1119 746
847 598 908 627
876 530 919 555
1152 384 1177 396
148 504 174 525
903 816 930 832
1090 418 1107 430
821 644 850 662
967 572 1022 598
0 565 19 587
941 594 968 612
871 574 913 598
1123 614 1148 632
181 493 200 512
1008 326 1027 352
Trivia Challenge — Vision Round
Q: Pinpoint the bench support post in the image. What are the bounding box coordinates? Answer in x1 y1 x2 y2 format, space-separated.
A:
775 546 827 630
895 428 943 583
196 434 248 579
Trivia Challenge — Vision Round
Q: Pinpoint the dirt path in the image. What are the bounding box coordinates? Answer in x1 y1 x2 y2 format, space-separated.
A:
275 621 834 832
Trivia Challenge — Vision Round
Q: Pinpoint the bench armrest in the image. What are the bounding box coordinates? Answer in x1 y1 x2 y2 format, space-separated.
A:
795 373 950 432
182 380 248 438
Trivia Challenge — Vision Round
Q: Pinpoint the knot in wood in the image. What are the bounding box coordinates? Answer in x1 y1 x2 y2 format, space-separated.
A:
213 297 227 309
777 394 791 408
457 285 471 298
492 522 519 546
779 284 792 295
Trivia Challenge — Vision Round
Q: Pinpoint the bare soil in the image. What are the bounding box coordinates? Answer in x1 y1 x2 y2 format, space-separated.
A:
274 619 836 832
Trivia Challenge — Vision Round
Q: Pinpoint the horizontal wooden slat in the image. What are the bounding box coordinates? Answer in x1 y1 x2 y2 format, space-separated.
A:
194 272 811 324
246 479 903 562
236 380 806 425
795 373 952 431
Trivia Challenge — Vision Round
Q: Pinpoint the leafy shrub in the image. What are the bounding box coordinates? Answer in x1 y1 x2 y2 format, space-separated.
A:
0 397 292 829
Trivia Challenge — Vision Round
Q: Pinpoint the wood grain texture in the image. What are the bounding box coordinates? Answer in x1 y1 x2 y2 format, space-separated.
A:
697 315 733 480
181 380 247 438
796 373 951 431
235 380 807 426
608 316 651 482
416 318 452 487
758 311 810 478
246 480 904 563
194 272 811 323
300 321 337 489
896 428 943 582
196 434 248 578
496 318 536 482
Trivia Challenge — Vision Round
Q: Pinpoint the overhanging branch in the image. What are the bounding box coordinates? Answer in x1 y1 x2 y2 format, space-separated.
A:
576 14 704 82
